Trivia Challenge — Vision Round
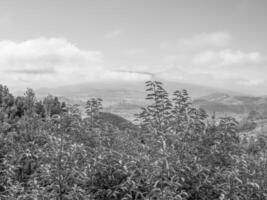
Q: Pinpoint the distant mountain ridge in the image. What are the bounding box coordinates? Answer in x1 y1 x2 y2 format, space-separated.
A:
194 93 267 118
36 80 243 99
35 81 265 121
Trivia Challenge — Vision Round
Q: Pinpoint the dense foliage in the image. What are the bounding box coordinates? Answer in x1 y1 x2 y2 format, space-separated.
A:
0 81 266 200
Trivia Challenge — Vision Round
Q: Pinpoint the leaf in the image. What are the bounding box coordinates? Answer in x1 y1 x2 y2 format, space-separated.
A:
175 194 183 200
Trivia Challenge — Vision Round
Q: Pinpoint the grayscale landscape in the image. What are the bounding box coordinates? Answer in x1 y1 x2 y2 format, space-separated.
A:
0 1 267 199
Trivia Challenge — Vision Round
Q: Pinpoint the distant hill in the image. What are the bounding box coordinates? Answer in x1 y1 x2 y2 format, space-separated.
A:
99 112 138 131
36 81 259 121
36 80 241 121
194 93 267 119
36 80 242 99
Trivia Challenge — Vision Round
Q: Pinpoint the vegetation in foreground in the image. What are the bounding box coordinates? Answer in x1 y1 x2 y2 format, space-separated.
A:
0 81 266 200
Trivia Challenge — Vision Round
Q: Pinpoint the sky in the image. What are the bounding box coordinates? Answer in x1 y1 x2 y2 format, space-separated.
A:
0 0 267 95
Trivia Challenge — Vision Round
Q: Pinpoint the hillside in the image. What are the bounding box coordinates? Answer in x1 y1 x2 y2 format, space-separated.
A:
36 83 267 122
99 112 138 131
36 81 244 121
194 93 267 119
36 80 242 100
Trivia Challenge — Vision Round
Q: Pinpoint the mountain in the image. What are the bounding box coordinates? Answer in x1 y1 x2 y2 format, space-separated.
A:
36 80 242 121
38 80 267 122
36 80 242 102
194 93 267 119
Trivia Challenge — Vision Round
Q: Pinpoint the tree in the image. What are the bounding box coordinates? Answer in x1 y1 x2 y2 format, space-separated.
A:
86 98 103 128
35 101 46 118
137 81 172 135
24 88 36 117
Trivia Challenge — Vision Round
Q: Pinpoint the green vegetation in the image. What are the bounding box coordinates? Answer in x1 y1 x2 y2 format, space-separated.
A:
0 81 266 200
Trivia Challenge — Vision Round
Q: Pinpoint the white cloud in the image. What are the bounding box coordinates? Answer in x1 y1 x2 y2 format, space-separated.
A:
115 64 166 75
178 32 231 50
158 32 266 92
0 32 266 95
0 37 153 90
104 71 152 81
192 49 262 66
237 79 264 86
0 38 103 68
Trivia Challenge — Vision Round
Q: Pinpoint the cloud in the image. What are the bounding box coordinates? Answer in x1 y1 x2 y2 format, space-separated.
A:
104 30 122 39
104 70 152 81
8 68 56 75
158 32 266 92
192 49 262 66
237 79 264 86
0 32 266 95
178 32 231 50
0 38 105 89
0 38 103 69
0 37 154 90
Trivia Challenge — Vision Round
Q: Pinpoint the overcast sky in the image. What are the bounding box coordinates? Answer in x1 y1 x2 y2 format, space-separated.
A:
0 0 267 95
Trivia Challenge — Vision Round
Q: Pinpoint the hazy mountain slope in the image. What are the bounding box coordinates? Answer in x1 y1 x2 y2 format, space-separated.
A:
36 80 242 101
194 93 267 118
36 81 242 121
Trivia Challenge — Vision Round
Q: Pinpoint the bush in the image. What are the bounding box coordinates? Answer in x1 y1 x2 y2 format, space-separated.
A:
0 82 267 200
